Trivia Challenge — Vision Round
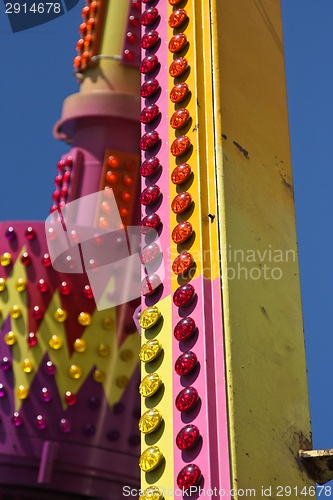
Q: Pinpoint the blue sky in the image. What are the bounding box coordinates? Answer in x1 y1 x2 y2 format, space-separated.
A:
1 0 333 478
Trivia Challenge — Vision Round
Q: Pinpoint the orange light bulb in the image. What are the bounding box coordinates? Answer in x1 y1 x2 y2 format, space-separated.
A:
168 9 187 28
170 82 189 103
170 136 191 157
172 251 194 276
168 33 187 53
171 191 192 213
169 57 188 78
171 163 192 184
172 221 193 244
170 108 190 129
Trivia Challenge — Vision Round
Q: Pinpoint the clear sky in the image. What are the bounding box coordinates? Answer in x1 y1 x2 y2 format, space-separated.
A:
1 0 333 485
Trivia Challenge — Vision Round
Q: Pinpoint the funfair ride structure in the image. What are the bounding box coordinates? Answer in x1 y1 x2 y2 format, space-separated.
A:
0 0 330 499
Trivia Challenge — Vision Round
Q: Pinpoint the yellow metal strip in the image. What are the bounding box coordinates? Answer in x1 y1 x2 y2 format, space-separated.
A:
211 0 313 496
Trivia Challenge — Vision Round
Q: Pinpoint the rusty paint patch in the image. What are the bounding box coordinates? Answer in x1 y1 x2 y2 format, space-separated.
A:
280 173 294 194
260 306 270 320
233 140 249 159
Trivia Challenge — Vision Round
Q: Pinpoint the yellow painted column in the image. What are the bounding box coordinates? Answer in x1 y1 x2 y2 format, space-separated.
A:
210 0 314 496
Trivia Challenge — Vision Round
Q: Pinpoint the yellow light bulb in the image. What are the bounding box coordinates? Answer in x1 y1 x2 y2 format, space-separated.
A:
120 349 133 362
139 339 162 363
49 335 63 350
16 278 26 292
78 312 91 326
0 278 6 292
139 306 161 330
97 344 110 357
138 408 162 434
116 375 128 388
139 446 163 472
1 252 12 267
139 373 162 398
69 364 82 379
139 487 164 500
54 308 67 322
73 338 86 353
10 305 21 319
93 369 105 383
102 317 113 330
16 385 29 400
22 359 34 373
4 331 16 346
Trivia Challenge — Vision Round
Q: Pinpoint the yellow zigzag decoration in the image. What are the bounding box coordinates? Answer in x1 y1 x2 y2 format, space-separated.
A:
0 247 140 411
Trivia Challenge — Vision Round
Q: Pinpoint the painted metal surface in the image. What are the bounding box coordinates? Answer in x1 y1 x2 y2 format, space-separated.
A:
0 0 143 497
0 0 316 497
139 0 231 497
211 0 314 495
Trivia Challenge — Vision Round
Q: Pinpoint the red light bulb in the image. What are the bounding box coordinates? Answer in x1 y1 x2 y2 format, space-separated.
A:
141 30 159 49
53 190 60 202
175 386 199 412
42 253 52 267
55 174 62 185
173 283 195 307
140 274 162 296
38 279 48 293
140 104 160 124
140 213 161 234
25 226 36 240
140 242 161 265
141 7 159 26
139 131 160 150
175 351 198 376
140 78 160 98
21 252 31 266
140 55 159 74
129 15 139 27
132 0 141 10
140 157 160 177
57 159 65 171
63 170 71 182
33 306 43 320
123 49 134 62
126 31 136 43
65 156 73 167
28 332 38 347
140 185 161 206
174 317 196 341
177 464 201 490
176 424 200 450
65 391 77 406
83 284 94 299
59 281 72 295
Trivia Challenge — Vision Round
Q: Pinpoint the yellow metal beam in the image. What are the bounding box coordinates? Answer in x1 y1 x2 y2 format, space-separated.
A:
210 0 314 495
